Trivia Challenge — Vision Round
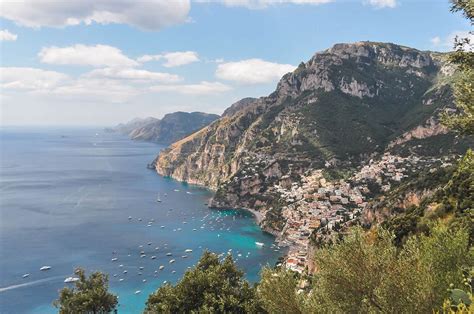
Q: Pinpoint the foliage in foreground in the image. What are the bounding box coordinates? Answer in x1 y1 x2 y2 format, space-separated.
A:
53 268 118 314
144 251 261 313
441 0 474 135
258 223 472 314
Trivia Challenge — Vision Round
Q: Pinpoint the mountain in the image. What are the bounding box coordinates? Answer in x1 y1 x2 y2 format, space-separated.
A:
111 117 159 135
110 112 219 145
155 42 472 240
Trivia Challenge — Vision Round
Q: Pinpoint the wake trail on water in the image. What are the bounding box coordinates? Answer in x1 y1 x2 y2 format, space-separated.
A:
0 275 65 293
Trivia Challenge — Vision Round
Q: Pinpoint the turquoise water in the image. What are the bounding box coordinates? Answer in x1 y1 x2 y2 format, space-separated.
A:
0 128 282 313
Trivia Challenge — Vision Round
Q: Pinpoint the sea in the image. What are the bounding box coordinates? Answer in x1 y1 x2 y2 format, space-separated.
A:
0 127 282 314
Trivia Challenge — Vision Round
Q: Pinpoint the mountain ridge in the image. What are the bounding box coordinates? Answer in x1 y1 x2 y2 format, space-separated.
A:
155 41 471 244
109 111 219 145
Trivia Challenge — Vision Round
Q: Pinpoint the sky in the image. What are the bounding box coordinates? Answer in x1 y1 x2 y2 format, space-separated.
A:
0 0 471 126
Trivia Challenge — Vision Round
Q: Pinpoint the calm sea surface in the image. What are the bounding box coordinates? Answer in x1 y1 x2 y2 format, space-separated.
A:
0 127 282 314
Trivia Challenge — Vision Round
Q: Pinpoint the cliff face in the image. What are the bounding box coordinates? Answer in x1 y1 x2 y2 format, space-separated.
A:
156 41 462 233
112 112 219 145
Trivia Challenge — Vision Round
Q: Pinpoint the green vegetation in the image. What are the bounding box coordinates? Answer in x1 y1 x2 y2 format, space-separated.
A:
144 251 261 313
258 224 472 314
53 268 118 314
441 0 474 135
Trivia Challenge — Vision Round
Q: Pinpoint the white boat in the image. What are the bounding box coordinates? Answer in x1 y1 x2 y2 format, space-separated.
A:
22 273 30 278
255 242 264 247
159 265 165 270
135 290 141 294
151 256 156 259
40 266 51 271
166 253 172 256
111 258 118 262
119 278 124 282
64 277 79 283
185 249 193 253
169 259 175 264
156 194 162 202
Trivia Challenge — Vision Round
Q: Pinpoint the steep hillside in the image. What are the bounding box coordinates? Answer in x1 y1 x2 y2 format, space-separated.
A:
155 42 471 236
111 112 219 145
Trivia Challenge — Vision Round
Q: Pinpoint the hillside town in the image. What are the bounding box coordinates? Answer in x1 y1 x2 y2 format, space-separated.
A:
274 152 455 273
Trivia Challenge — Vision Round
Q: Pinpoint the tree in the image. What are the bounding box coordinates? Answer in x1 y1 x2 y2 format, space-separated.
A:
441 0 474 135
257 267 305 314
53 268 118 314
145 251 261 313
257 225 472 313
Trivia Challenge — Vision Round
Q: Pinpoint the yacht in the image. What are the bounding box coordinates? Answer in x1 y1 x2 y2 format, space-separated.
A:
64 277 79 283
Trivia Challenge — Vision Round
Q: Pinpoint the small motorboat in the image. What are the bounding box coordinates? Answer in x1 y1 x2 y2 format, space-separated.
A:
151 256 156 259
166 253 172 256
185 249 193 253
111 258 118 262
135 290 141 294
169 259 175 264
159 265 165 270
40 266 51 271
22 273 30 278
255 242 264 247
64 277 79 283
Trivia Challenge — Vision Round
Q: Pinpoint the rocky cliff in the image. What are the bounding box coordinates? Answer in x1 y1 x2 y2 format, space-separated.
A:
155 41 468 234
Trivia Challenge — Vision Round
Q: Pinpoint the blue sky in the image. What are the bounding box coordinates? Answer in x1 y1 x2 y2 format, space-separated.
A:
0 0 471 126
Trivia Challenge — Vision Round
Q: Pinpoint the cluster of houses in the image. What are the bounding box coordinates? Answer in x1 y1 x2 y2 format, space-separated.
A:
273 152 452 273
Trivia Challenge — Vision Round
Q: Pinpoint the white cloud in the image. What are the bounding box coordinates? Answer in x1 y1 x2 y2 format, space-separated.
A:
364 0 397 8
196 0 333 9
0 67 69 90
150 81 231 94
430 36 441 46
83 67 182 83
0 0 190 31
216 58 295 84
52 78 140 103
138 51 200 67
39 44 138 67
0 29 17 41
430 31 473 52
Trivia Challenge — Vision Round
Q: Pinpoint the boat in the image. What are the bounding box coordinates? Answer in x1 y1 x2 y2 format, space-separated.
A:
64 277 79 283
185 249 193 253
128 216 132 220
135 290 141 294
40 266 51 271
166 253 172 256
22 274 30 278
169 259 175 264
151 256 156 259
159 265 165 270
111 258 118 262
255 242 264 247
119 278 124 282
156 194 162 202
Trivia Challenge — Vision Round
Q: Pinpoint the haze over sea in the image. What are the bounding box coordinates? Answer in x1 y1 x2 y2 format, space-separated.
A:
0 127 282 314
